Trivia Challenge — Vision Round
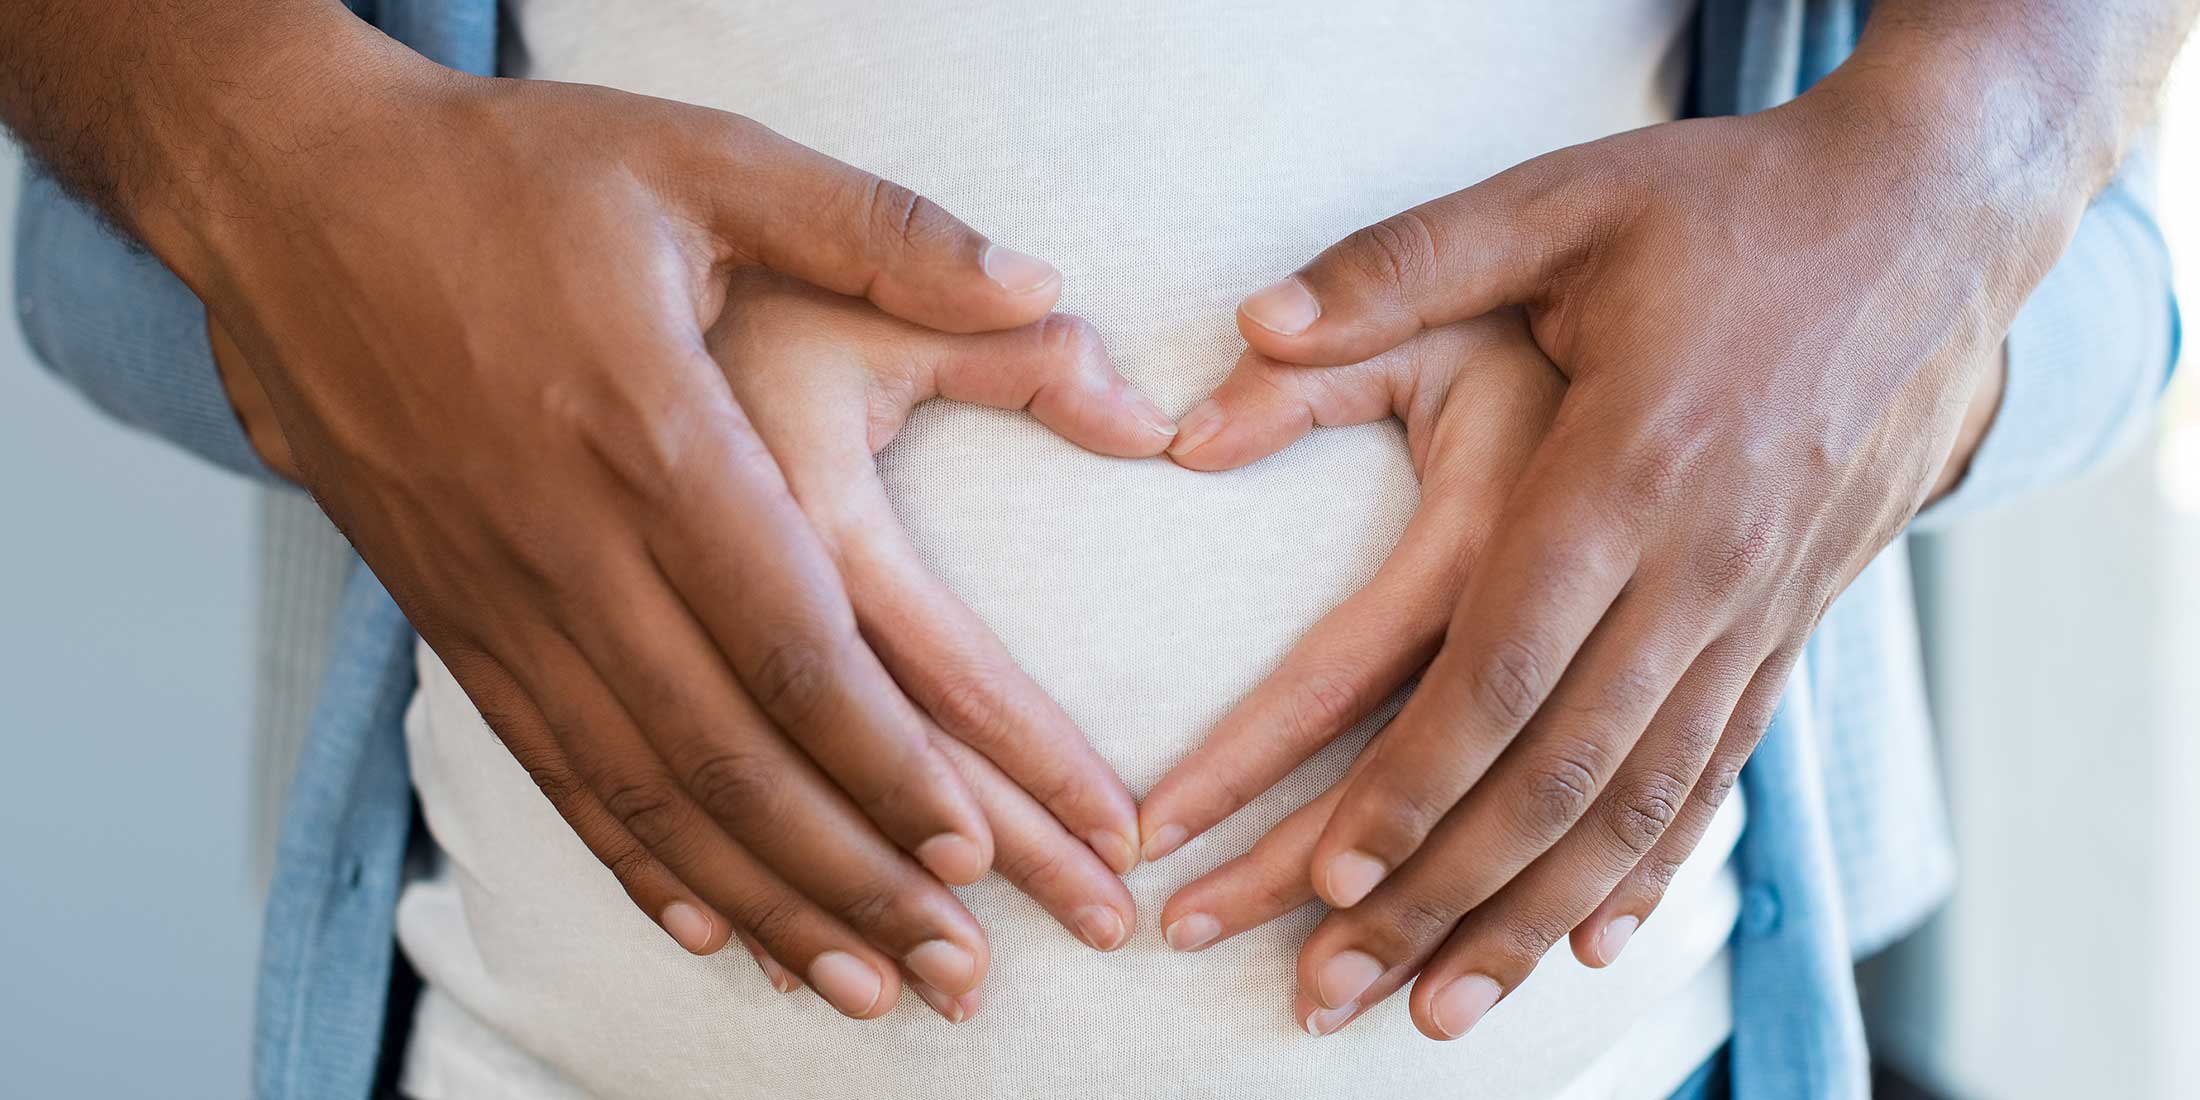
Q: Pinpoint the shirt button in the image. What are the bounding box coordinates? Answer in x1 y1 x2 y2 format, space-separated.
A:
343 856 366 891
1740 885 1782 938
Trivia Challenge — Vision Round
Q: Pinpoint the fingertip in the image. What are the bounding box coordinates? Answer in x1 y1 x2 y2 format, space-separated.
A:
1140 819 1189 864
980 244 1063 299
660 900 724 956
916 832 991 886
1164 399 1232 469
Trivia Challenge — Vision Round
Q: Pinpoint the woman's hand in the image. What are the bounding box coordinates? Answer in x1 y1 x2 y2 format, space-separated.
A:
179 26 1161 1024
697 273 1167 1021
1137 313 1565 1035
1146 52 2048 1039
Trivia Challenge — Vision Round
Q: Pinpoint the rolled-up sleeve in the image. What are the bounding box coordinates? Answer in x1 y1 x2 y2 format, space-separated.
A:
1913 140 2182 530
12 163 279 484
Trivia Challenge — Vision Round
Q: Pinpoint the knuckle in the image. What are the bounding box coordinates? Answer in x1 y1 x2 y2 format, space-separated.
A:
1691 516 1784 600
995 842 1073 897
1283 671 1366 746
682 746 781 829
834 875 906 934
737 891 809 949
1344 210 1439 292
521 759 588 812
1495 911 1567 967
1601 771 1687 859
749 634 837 728
1034 313 1105 368
599 778 690 856
601 837 664 893
862 176 960 257
1469 637 1553 728
1520 747 1602 835
930 676 1011 745
1382 891 1464 948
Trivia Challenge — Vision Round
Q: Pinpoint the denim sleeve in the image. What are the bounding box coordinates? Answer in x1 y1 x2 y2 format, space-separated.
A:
1912 140 2182 531
12 163 282 485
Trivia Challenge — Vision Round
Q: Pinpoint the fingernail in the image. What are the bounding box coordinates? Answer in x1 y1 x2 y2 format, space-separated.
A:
1239 276 1321 336
660 902 716 955
739 936 800 992
904 939 978 993
916 833 986 884
1122 387 1179 439
981 244 1059 294
759 957 800 993
1315 949 1385 1010
1084 829 1140 875
1595 915 1640 966
912 981 981 1024
1164 913 1222 952
808 951 886 1018
1167 401 1225 459
1322 850 1389 907
1430 975 1502 1039
1072 905 1128 951
1304 1002 1357 1037
1142 822 1189 863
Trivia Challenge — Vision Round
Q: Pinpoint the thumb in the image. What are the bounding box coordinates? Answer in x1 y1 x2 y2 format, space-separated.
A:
1237 157 1592 366
684 112 1063 334
920 314 1179 459
1166 346 1407 472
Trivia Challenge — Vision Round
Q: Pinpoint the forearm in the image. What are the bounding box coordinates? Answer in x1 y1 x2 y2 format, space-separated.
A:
1847 0 2196 198
1817 1 2194 503
0 2 426 282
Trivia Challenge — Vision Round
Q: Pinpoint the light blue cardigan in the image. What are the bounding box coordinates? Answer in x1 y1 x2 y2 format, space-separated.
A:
11 2 2180 1097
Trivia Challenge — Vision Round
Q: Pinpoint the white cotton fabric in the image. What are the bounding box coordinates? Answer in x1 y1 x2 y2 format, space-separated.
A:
398 2 1745 1097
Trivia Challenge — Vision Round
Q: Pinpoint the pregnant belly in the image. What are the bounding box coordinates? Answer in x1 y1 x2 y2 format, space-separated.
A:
399 417 1744 1100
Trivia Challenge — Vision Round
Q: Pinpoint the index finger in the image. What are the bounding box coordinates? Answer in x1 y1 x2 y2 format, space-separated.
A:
1305 429 1636 908
631 367 994 884
671 110 1062 334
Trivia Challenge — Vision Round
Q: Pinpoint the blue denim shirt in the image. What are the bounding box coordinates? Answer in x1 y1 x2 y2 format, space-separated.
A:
11 2 2180 1097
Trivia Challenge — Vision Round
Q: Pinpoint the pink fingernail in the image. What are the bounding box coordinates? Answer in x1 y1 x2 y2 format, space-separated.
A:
1084 829 1140 875
1430 975 1502 1039
808 951 886 1018
1123 388 1179 439
1164 913 1222 952
1304 1002 1357 1037
1240 276 1321 336
1315 950 1385 1010
660 902 716 955
1167 402 1225 458
912 981 981 1024
1596 915 1640 966
904 940 978 993
981 244 1060 294
1072 906 1128 951
916 833 985 884
1322 851 1388 907
1142 823 1190 863
739 935 800 992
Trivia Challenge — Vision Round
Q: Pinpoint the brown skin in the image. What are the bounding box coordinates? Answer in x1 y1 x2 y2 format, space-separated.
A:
1142 0 2195 1040
3 1 1165 1020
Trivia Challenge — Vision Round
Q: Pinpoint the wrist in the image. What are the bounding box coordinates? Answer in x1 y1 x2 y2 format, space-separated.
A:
124 7 455 293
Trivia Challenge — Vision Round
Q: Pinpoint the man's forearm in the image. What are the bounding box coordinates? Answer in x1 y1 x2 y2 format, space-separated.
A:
1842 0 2197 207
0 1 420 279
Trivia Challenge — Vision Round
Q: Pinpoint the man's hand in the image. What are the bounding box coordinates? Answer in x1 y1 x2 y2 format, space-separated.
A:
11 5 1165 1022
1141 1 2191 1040
1134 313 1563 1037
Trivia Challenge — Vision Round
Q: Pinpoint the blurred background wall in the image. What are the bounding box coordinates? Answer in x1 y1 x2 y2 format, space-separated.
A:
0 141 262 1097
1 36 2197 1100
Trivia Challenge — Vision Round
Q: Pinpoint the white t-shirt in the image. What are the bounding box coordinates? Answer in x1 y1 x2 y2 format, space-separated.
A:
398 3 1745 1097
